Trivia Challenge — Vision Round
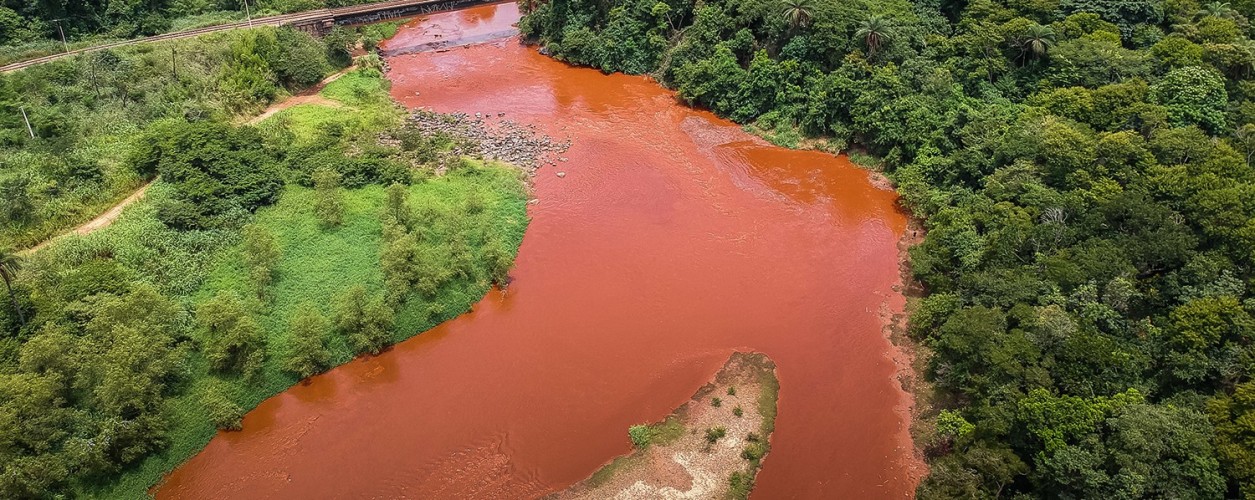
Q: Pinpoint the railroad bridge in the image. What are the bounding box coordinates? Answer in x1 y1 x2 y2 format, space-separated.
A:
288 0 500 36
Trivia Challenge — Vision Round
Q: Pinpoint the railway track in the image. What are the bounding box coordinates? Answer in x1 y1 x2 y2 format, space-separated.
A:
0 0 463 73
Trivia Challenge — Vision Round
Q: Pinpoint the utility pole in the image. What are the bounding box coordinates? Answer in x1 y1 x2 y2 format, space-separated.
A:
52 19 69 52
243 0 253 27
19 106 34 138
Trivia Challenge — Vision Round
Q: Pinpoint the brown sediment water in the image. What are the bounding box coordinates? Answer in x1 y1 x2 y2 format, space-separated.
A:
157 3 925 498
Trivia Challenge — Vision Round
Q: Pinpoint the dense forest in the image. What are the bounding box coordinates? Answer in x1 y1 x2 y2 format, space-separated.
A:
520 0 1255 497
0 25 527 498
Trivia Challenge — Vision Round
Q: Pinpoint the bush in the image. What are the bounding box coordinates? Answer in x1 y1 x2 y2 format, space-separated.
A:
742 442 767 462
197 291 267 376
284 303 332 378
728 471 753 499
312 167 344 227
137 121 284 229
333 285 395 355
202 383 245 430
628 424 652 448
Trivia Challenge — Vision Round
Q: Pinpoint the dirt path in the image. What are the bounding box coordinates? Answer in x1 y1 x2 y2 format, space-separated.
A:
20 181 153 255
246 69 351 125
551 352 779 500
21 68 354 255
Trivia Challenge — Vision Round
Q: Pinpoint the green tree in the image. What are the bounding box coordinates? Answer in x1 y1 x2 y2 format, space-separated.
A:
856 15 893 58
202 382 244 431
284 303 332 378
780 0 814 29
1209 381 1255 498
333 285 395 355
383 182 413 229
1199 1 1238 18
0 247 24 328
1152 66 1229 134
1019 24 1057 62
242 224 282 298
197 292 267 377
313 167 345 228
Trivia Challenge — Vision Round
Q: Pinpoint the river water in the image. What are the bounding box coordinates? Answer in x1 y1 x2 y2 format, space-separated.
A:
157 3 923 498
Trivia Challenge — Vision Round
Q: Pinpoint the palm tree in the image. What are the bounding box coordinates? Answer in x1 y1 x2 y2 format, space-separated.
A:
781 0 815 29
856 15 893 58
1199 1 1236 18
1019 24 1056 62
0 247 24 328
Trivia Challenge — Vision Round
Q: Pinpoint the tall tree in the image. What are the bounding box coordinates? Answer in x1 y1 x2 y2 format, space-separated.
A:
242 224 282 299
284 303 332 378
1019 24 1057 62
0 247 24 328
780 0 815 29
1198 1 1237 18
313 167 344 228
856 15 893 58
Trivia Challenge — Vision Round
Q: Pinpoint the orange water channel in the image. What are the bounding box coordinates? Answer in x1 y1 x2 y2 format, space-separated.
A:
157 3 924 498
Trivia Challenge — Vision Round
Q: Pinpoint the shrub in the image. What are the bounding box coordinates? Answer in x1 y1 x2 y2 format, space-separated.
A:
733 406 743 417
742 442 767 462
628 424 651 448
705 426 727 444
284 303 332 378
196 291 267 376
333 285 395 355
242 224 282 297
202 382 245 431
728 471 753 499
312 167 344 227
712 397 722 407
137 121 284 229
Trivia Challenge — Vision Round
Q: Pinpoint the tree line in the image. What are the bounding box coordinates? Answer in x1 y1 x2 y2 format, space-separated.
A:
521 0 1255 496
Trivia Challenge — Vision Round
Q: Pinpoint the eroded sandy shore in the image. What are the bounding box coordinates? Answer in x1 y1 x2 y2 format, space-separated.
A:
552 352 779 500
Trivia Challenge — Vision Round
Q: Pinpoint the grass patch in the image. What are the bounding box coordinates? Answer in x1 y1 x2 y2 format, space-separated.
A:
647 415 686 445
728 470 753 499
846 150 883 170
587 454 644 488
704 426 727 444
757 364 780 439
627 414 685 449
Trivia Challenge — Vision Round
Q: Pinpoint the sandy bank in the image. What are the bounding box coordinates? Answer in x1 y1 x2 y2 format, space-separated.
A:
551 352 779 500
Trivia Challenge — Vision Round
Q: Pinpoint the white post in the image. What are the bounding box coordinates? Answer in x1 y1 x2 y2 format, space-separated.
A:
55 20 69 52
244 0 253 27
20 106 34 138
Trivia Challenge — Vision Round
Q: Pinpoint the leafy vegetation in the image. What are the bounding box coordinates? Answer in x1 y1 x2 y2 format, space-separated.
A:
0 26 342 248
627 414 686 449
0 31 529 497
704 425 728 444
524 0 1255 496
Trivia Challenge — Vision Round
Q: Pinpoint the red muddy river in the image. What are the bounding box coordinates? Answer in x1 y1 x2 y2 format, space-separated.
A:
158 3 923 498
